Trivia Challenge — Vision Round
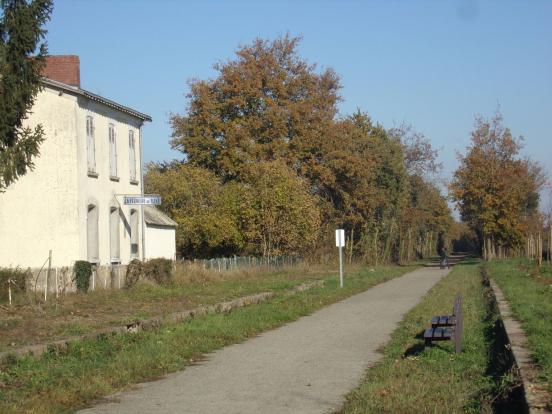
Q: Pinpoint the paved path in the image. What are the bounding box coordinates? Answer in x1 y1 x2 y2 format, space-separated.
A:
80 266 450 414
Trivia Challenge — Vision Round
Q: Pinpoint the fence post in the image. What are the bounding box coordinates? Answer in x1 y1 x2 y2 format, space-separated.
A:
8 278 12 306
55 267 59 299
45 250 52 302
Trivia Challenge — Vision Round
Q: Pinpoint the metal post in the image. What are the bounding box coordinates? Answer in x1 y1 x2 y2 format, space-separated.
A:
336 229 345 288
339 245 344 288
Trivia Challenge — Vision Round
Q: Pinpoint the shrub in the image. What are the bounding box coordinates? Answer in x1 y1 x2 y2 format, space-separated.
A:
0 267 28 302
125 258 173 288
73 261 92 293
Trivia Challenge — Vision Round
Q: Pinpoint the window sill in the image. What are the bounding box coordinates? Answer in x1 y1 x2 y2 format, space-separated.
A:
88 171 99 178
110 176 120 182
130 179 139 185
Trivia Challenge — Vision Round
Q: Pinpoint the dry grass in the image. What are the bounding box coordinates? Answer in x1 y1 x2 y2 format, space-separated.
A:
0 262 346 352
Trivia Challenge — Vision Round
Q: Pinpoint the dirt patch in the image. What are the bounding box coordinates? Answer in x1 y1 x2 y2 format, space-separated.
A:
0 279 325 361
0 266 331 352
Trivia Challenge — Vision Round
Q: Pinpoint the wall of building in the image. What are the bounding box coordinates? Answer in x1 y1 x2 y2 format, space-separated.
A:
0 84 148 269
145 225 176 260
0 88 80 268
75 98 145 266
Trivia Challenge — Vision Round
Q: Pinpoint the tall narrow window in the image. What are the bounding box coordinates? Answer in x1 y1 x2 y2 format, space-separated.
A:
130 209 139 258
129 130 137 181
87 204 99 262
86 116 96 173
109 124 118 178
110 207 120 263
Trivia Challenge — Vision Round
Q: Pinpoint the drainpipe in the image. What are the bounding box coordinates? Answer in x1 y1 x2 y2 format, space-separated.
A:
139 123 146 261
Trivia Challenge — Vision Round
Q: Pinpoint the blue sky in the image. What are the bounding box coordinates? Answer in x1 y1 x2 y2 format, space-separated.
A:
46 0 552 206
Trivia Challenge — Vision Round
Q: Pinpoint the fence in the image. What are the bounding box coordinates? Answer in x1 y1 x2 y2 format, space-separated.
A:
1 255 302 302
185 255 302 272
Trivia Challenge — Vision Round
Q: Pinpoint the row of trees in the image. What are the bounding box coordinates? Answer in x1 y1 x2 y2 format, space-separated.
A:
146 36 452 261
450 111 546 260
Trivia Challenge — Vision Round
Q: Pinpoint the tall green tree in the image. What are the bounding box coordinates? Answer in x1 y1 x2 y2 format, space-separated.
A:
0 0 53 191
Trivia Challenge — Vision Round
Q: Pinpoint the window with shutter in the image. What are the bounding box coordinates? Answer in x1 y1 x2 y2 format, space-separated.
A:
110 207 120 263
109 124 118 178
129 130 137 181
87 204 99 262
86 116 96 173
130 209 139 258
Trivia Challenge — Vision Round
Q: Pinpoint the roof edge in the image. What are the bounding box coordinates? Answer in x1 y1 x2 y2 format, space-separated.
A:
41 77 152 122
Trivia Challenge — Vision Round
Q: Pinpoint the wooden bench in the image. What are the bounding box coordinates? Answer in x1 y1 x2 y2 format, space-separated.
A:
424 294 463 353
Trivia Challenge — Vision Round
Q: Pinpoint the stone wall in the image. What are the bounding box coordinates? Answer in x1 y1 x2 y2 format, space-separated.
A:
28 264 128 294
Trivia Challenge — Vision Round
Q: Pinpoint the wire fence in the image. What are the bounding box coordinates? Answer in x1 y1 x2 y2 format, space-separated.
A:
183 255 302 272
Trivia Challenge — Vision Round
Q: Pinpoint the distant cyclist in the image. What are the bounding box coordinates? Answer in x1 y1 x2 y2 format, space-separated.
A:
440 247 450 269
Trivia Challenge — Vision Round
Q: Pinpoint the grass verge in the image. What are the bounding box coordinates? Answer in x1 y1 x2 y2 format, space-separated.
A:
0 265 414 413
487 258 552 403
338 258 504 414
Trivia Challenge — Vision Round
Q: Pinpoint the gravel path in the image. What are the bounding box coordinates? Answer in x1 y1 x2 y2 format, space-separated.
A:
79 266 450 414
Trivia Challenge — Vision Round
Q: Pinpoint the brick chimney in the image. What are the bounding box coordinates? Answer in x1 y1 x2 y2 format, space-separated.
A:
42 55 80 87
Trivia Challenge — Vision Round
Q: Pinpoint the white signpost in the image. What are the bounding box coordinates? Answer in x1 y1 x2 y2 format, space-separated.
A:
336 229 345 288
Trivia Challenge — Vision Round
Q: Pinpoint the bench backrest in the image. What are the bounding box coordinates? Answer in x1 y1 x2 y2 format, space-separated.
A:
454 294 463 353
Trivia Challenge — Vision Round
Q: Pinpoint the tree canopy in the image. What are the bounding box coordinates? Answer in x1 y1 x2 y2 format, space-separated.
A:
450 111 545 255
170 34 341 182
0 0 53 191
149 35 453 261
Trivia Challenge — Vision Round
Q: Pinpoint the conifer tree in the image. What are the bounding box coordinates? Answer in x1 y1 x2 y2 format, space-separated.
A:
0 0 53 191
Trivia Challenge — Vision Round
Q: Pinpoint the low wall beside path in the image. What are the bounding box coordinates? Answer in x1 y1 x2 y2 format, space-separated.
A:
27 264 128 295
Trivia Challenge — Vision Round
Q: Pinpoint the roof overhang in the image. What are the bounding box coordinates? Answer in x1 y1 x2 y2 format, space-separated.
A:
41 77 152 122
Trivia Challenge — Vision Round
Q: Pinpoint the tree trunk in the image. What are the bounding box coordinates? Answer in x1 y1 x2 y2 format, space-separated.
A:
407 227 413 262
374 228 379 266
348 228 354 265
538 232 543 267
549 226 552 265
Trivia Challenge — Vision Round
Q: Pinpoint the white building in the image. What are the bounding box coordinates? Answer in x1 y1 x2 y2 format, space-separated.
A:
144 206 177 260
0 56 176 271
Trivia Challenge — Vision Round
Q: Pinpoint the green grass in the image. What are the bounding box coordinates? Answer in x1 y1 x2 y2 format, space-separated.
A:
0 265 414 413
339 259 497 414
487 258 552 398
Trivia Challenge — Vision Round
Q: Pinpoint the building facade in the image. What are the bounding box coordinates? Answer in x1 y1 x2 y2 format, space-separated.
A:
0 56 175 271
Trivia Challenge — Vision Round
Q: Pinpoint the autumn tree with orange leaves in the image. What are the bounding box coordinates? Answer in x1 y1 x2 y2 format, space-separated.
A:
149 35 452 261
450 111 545 259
